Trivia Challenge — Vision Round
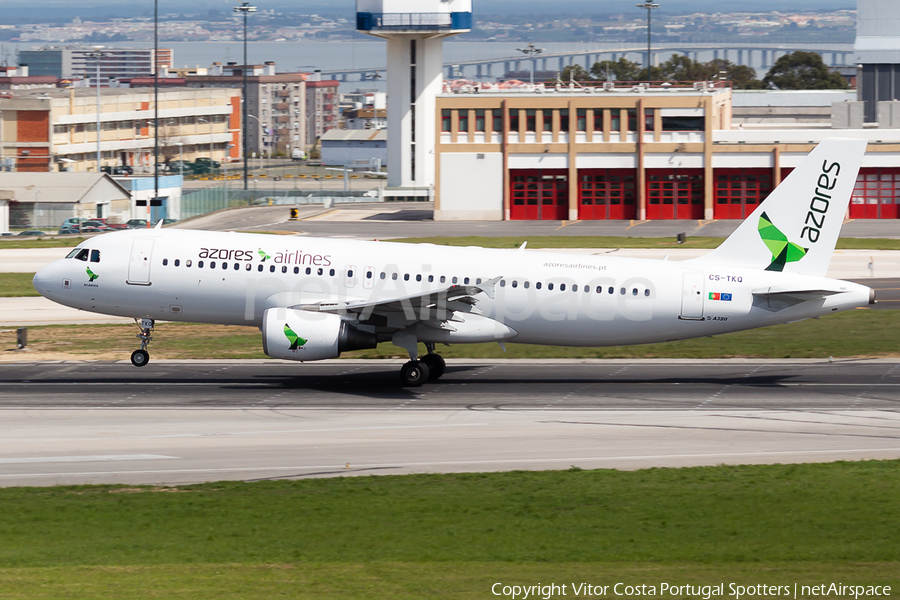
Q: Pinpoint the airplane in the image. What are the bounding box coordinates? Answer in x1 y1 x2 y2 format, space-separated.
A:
33 138 875 387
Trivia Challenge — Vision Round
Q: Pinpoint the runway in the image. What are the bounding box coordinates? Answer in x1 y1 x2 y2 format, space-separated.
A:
1 359 899 487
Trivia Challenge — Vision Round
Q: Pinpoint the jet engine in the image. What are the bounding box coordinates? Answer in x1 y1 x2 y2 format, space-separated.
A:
261 308 377 361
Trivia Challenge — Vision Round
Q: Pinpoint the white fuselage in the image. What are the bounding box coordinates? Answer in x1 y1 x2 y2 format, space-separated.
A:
33 228 872 347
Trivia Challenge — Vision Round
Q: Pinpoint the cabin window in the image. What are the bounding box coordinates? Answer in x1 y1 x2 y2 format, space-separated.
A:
464 277 470 284
440 276 446 283
644 289 650 297
210 261 216 269
162 259 168 266
282 266 288 273
524 281 530 289
536 282 542 290
560 284 566 291
632 288 638 296
548 283 554 290
330 269 335 276
476 278 482 284
222 262 228 270
404 274 410 281
620 287 626 295
596 286 602 294
392 273 398 280
500 280 506 288
186 260 192 267
306 268 311 275
257 265 263 272
174 259 180 267
269 265 276 273
608 286 614 294
90 250 101 263
348 270 354 277
318 268 324 276
380 272 385 279
198 261 204 268
234 263 240 271
428 275 434 282
416 274 421 282
246 264 251 271
511 281 518 288
452 277 458 284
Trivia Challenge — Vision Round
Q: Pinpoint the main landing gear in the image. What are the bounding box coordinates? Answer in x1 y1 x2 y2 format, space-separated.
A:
130 318 154 367
399 343 447 387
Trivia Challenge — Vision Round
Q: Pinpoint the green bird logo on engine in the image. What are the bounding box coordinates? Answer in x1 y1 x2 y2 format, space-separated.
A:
283 324 307 350
86 266 99 282
258 248 271 261
758 211 808 272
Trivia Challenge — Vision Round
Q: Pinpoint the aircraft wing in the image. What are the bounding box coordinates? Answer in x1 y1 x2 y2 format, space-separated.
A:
293 277 501 328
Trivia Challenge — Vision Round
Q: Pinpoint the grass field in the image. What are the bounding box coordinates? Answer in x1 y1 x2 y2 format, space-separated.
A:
0 273 37 297
0 462 897 598
1 309 897 360
5 235 900 250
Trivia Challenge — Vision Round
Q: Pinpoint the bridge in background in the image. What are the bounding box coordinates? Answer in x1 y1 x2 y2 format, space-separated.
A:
321 43 855 82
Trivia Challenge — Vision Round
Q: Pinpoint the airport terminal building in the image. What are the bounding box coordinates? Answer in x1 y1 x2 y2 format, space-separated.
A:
433 82 900 221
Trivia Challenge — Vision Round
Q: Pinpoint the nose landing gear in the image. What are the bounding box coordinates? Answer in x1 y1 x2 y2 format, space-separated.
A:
130 318 154 367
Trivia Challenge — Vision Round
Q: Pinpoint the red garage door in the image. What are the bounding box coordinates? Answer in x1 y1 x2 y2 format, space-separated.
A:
578 169 637 220
510 170 568 220
713 169 773 219
646 170 704 220
850 169 900 219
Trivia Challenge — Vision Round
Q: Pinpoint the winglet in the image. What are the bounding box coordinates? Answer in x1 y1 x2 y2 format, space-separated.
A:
518 241 527 251
154 219 163 229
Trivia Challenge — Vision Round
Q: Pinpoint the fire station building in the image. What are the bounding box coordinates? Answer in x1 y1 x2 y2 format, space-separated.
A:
433 81 900 221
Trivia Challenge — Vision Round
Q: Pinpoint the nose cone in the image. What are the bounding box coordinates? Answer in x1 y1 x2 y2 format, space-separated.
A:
33 262 61 299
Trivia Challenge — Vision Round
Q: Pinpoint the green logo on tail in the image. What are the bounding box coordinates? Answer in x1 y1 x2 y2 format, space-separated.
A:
758 211 808 272
86 266 99 282
258 249 271 261
283 324 307 350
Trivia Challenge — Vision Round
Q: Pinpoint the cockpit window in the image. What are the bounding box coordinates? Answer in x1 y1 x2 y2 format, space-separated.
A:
66 249 80 259
90 250 100 263
73 249 89 261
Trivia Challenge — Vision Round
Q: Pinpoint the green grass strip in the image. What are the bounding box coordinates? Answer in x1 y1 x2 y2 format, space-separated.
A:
0 462 897 597
0 273 38 297
7 309 897 359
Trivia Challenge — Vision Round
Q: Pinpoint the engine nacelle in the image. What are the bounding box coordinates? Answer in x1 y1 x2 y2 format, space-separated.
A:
262 308 377 361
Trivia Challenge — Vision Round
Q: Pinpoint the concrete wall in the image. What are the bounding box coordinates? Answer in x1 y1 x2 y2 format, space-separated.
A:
832 101 866 129
321 141 387 166
436 152 502 220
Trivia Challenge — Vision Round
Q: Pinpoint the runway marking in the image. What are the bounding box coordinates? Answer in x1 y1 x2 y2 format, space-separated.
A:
11 423 490 443
4 447 900 480
625 220 648 231
0 454 176 465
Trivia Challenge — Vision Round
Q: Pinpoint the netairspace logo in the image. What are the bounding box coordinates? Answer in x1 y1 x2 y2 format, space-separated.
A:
283 324 307 351
758 211 808 272
258 248 272 261
86 266 99 282
490 582 892 600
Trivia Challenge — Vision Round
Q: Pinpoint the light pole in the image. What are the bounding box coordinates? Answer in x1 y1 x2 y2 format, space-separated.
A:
516 43 544 85
234 1 257 191
86 48 110 172
636 1 660 83
175 142 183 178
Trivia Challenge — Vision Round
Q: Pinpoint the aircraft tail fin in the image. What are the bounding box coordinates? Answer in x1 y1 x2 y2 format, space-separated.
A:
694 138 866 277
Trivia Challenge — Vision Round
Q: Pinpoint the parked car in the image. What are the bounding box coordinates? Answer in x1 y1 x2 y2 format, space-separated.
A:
60 217 88 228
82 220 112 231
1 232 14 237
17 230 46 236
291 149 306 162
79 226 104 234
101 165 134 176
167 160 192 174
126 219 148 228
192 157 221 174
58 227 81 235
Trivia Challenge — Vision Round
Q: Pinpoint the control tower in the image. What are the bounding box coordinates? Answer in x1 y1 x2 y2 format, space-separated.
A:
357 0 472 200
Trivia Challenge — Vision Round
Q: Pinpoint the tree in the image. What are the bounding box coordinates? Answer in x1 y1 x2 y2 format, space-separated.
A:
658 55 712 82
762 51 848 90
558 64 592 83
590 58 643 82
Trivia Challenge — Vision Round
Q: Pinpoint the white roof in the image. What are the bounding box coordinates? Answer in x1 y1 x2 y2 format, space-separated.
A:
320 129 386 142
0 173 130 203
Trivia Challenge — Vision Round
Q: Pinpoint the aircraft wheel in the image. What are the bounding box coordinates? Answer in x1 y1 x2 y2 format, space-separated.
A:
400 360 430 387
420 354 446 380
131 349 150 367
